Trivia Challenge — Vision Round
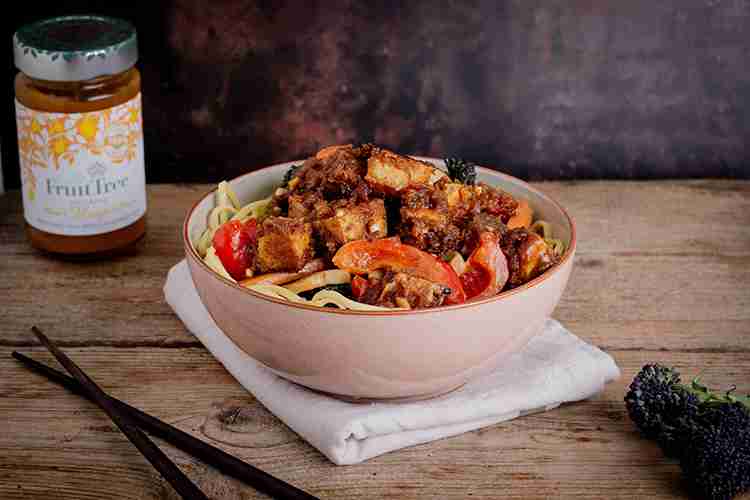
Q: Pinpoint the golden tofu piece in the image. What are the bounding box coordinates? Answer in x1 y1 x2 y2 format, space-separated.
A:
401 207 447 226
365 148 446 194
398 207 461 255
501 229 557 287
287 193 332 220
256 217 314 272
442 182 483 209
316 199 387 256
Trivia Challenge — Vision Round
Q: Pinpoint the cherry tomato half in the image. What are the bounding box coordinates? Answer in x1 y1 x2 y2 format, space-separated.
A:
460 232 509 300
351 275 369 299
212 219 258 281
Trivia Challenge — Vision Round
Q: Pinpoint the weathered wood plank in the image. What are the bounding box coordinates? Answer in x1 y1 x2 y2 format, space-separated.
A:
1 181 749 350
0 186 200 346
539 179 750 257
1 346 748 499
560 254 750 323
2 180 748 499
565 319 750 352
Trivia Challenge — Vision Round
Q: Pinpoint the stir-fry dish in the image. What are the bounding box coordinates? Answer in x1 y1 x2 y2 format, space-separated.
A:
195 144 566 311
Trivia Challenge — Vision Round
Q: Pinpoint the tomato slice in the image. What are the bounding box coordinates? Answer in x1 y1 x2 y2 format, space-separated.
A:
351 275 369 299
333 238 466 304
459 267 490 300
212 219 258 281
460 232 509 300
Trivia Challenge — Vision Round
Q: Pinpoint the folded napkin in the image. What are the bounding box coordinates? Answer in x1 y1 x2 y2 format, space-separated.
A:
164 260 620 465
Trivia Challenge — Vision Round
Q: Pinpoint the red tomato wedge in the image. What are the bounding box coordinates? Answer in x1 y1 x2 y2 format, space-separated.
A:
460 232 509 300
333 238 466 304
350 275 369 299
212 219 258 281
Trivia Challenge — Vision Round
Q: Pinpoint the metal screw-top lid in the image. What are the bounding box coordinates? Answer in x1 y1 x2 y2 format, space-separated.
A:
13 15 138 82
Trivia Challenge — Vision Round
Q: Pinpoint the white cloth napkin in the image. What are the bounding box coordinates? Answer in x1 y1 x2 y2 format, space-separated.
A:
164 260 620 465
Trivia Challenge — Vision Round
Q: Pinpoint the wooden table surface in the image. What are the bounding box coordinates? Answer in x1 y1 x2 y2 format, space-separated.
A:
1 181 749 499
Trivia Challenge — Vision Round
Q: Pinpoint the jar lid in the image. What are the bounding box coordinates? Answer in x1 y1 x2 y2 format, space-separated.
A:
13 15 138 82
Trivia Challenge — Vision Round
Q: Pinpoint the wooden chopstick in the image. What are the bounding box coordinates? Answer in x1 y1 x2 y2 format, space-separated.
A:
30 326 209 500
12 350 321 500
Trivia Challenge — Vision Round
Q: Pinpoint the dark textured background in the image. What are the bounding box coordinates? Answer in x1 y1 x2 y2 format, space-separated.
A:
4 0 750 187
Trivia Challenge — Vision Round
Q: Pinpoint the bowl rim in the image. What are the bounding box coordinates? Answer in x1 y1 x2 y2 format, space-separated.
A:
183 158 577 316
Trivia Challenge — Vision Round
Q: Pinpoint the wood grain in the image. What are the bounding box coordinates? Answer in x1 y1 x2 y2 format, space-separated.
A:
1 347 748 499
1 180 749 499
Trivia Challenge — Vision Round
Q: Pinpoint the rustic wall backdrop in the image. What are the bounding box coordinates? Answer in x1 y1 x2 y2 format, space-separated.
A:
4 0 750 186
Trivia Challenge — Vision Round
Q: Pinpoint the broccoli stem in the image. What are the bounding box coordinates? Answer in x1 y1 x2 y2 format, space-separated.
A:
682 379 750 410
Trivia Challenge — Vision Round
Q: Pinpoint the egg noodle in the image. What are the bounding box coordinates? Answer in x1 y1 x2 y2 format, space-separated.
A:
529 220 566 256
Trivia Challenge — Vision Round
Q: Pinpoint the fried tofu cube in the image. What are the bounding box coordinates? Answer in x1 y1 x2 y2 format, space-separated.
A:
256 217 314 272
401 207 448 226
442 182 517 222
287 193 332 220
366 148 446 194
398 207 461 255
501 229 556 287
443 182 482 209
316 199 387 256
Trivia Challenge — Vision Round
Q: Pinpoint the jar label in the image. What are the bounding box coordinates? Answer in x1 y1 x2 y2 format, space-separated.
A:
15 94 147 236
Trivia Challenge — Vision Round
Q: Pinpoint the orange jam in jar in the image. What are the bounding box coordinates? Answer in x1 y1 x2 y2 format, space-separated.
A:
13 16 146 256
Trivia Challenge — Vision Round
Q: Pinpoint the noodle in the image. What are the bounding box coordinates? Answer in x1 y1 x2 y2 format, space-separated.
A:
208 206 235 229
546 238 566 256
530 220 552 239
204 246 235 282
284 270 351 294
530 219 567 257
247 284 395 311
217 180 240 209
231 198 270 222
195 227 215 258
248 284 309 303
309 290 396 311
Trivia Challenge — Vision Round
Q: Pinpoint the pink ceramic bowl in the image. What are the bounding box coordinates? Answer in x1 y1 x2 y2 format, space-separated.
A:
184 159 576 401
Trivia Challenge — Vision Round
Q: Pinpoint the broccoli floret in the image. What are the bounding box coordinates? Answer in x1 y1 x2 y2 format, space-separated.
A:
282 164 302 187
444 157 477 185
625 364 750 499
680 403 750 500
624 364 700 457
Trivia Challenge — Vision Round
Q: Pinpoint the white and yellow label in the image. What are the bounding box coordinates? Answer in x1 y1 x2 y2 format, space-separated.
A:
15 94 146 236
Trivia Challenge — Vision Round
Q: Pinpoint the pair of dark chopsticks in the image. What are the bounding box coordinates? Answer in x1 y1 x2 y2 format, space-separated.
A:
14 326 320 500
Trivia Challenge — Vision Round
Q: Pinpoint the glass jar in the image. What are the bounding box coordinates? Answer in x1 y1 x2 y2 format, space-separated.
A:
13 16 147 256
